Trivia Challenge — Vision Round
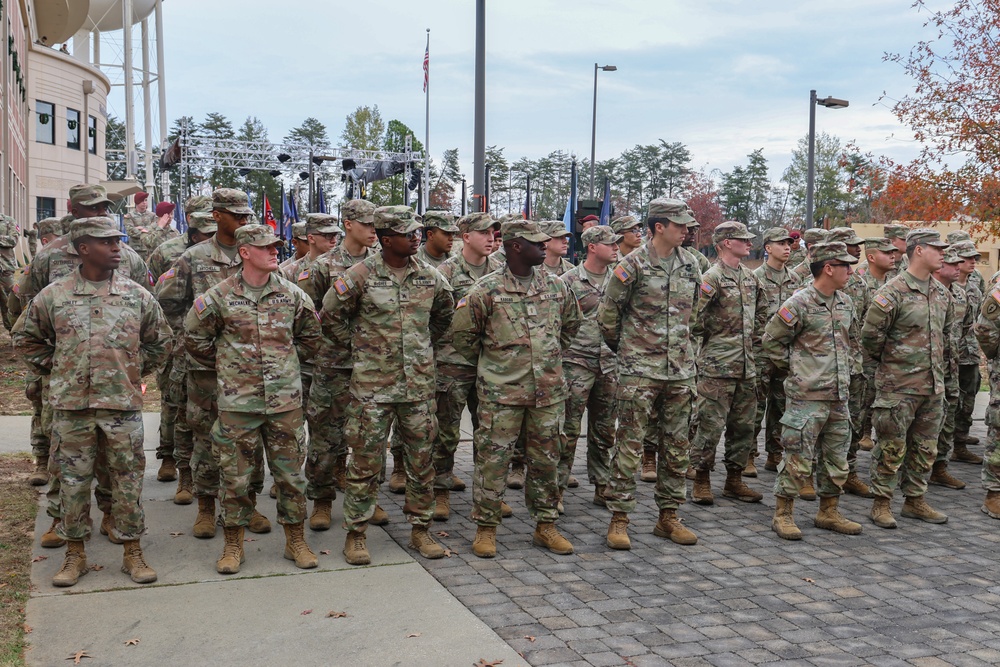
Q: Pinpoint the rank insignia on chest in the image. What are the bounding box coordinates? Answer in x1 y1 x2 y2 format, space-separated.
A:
334 278 350 295
298 269 310 281
456 296 467 309
700 282 715 296
873 294 892 310
613 265 631 283
778 307 796 325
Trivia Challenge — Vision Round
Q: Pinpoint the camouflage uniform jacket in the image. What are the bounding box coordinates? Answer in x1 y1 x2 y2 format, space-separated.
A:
761 284 852 401
752 262 797 331
842 271 870 375
693 260 767 379
975 285 1000 359
184 270 320 414
453 265 582 408
787 245 807 268
321 252 454 403
861 270 954 397
542 258 574 277
147 233 190 284
141 224 180 258
561 263 617 375
790 259 812 286
25 234 152 301
287 254 318 286
598 243 702 381
435 252 503 368
0 216 19 274
689 248 711 274
155 236 242 335
123 211 156 241
946 282 972 395
305 244 376 369
280 255 305 282
959 275 984 365
14 269 170 410
416 245 449 268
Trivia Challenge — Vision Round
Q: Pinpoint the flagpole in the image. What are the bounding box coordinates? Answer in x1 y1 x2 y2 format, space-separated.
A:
424 28 430 213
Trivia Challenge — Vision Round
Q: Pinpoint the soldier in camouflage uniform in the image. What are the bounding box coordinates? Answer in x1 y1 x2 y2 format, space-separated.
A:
787 230 806 267
122 192 157 259
278 223 309 276
137 201 181 259
762 242 863 540
157 189 270 538
974 281 1000 519
322 206 454 565
148 197 216 502
453 220 581 558
598 199 702 549
540 220 575 276
299 199 378 525
863 229 955 528
0 213 21 331
856 237 897 451
947 234 986 462
612 215 643 258
185 224 321 574
789 228 829 284
417 210 458 267
690 221 768 505
750 227 797 476
883 223 909 277
14 218 170 587
428 212 502 520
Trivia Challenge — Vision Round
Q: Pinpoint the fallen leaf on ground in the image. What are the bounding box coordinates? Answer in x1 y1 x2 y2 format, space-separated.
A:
301 609 313 615
436 531 449 537
31 555 47 563
326 611 348 618
524 635 536 642
803 578 815 583
123 638 140 646
88 564 104 571
443 548 457 558
244 538 257 542
66 650 91 664
473 659 504 667
23 625 32 634
407 632 421 638
169 532 184 537
319 550 331 555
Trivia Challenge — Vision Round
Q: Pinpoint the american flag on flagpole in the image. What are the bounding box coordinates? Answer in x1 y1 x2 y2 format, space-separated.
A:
423 43 429 92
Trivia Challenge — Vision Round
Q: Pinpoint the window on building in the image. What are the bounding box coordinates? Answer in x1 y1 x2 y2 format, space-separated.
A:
37 197 55 221
88 116 97 154
67 108 80 150
35 101 55 144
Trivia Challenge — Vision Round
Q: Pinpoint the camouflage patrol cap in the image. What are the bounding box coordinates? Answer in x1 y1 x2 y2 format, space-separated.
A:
581 226 622 246
186 212 217 233
305 213 342 235
801 228 829 245
810 242 858 265
906 228 949 249
828 227 863 245
291 222 308 240
341 198 376 224
942 246 964 264
373 206 422 234
234 224 282 247
69 216 125 241
212 188 253 215
36 217 61 238
457 212 498 234
647 198 695 225
423 210 459 232
501 220 550 243
762 227 793 244
184 195 213 214
497 213 525 225
712 221 755 244
883 223 909 240
952 240 981 258
540 220 572 238
863 236 895 252
946 230 972 244
70 184 112 207
611 215 641 233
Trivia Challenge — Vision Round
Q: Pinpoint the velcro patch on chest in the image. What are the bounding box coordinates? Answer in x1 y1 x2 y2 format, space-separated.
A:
495 296 514 303
370 280 393 288
873 294 892 311
413 278 435 286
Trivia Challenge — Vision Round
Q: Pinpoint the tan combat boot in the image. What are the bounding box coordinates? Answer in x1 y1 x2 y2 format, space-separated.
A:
771 496 802 540
247 492 272 534
653 508 697 545
388 453 406 494
568 475 580 489
28 456 49 486
815 496 862 535
157 455 177 482
723 469 763 503
216 526 245 574
640 451 657 483
283 522 318 569
928 460 966 490
343 530 371 565
371 504 390 525
858 435 875 452
982 491 1000 519
122 540 157 583
433 489 450 521
901 495 948 524
692 469 714 506
799 476 817 501
955 432 980 446
193 495 218 539
41 517 66 548
870 496 897 529
764 452 782 472
309 499 333 531
409 525 445 559
174 468 194 505
472 526 497 558
269 483 277 499
334 455 348 492
606 512 631 550
951 443 983 464
507 462 526 490
843 472 875 498
450 474 467 492
533 522 573 555
593 484 607 507
500 501 513 518
557 491 565 515
100 512 123 544
52 541 88 587
743 455 758 478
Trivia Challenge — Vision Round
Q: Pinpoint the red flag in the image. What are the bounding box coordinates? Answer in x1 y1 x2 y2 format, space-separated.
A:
263 196 277 231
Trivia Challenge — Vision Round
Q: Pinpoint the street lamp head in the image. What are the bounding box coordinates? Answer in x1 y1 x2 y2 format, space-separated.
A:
277 153 291 163
268 170 282 178
600 65 617 72
238 168 251 177
817 96 849 109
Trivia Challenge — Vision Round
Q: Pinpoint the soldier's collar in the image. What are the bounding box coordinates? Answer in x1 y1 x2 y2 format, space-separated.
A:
373 252 418 279
502 265 542 294
210 236 242 266
72 268 123 295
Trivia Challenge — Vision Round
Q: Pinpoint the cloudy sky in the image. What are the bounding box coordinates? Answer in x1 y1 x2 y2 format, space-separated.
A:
113 0 943 181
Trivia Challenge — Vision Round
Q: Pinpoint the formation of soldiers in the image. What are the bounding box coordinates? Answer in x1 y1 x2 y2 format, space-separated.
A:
10 183 1000 590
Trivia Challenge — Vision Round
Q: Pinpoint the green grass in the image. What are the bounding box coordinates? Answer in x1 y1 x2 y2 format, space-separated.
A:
0 453 38 667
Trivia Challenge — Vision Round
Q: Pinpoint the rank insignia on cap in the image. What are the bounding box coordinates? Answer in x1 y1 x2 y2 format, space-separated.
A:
456 296 467 309
873 294 892 310
334 278 350 295
701 282 715 296
778 307 795 325
613 265 631 283
298 269 310 281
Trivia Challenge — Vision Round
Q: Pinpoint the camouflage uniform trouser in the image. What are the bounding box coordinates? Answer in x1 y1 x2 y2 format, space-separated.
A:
304 367 352 501
562 363 616 491
214 409 307 527
938 391 959 463
52 409 145 542
754 367 787 456
870 392 944 500
27 373 49 460
343 397 437 531
431 363 479 490
774 399 850 498
0 253 14 331
156 357 176 460
956 364 980 438
605 376 694 514
858 365 877 444
472 399 562 527
846 373 865 472
983 361 1000 491
691 376 758 474
166 359 193 471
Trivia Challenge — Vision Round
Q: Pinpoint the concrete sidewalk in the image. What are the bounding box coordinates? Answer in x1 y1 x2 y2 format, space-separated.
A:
2 414 525 667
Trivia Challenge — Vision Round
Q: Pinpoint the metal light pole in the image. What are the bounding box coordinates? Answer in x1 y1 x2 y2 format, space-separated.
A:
589 63 617 198
472 0 487 212
805 90 849 229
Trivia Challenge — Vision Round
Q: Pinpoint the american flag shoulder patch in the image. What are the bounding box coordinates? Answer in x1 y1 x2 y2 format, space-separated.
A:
701 282 715 296
334 277 350 295
778 306 795 324
873 294 892 310
456 296 468 309
613 265 631 283
194 294 211 316
991 288 1000 306
158 268 175 284
298 269 310 281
